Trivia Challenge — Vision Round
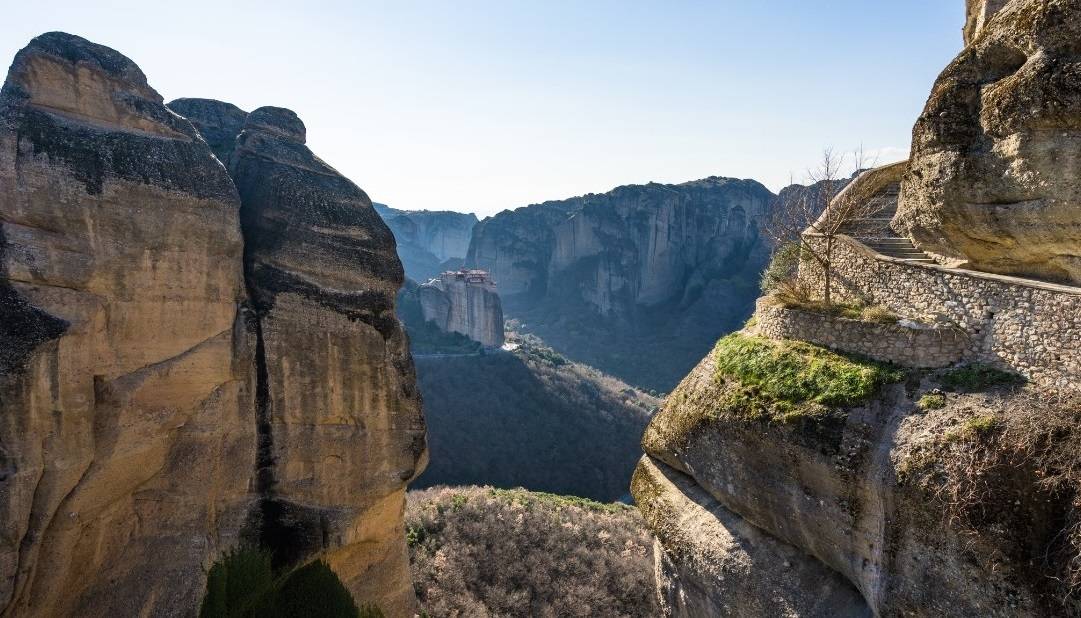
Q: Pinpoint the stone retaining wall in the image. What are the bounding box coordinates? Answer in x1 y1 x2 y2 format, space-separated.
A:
755 299 966 368
798 235 1081 391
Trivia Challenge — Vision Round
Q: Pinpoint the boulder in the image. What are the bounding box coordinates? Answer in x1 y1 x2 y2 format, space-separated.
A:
0 32 254 616
230 105 428 616
896 0 1081 284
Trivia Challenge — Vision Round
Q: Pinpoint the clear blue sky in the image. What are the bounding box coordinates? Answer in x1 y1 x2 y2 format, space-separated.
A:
2 1 963 216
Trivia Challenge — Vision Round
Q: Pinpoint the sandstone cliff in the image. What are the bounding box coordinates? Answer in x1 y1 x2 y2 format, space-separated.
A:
374 204 477 281
467 177 772 390
0 33 255 616
230 105 428 616
418 272 504 348
897 0 1081 284
0 36 426 617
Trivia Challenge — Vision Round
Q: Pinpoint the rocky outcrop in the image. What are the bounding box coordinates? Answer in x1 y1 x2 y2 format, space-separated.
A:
0 33 255 616
0 34 427 617
230 105 427 616
418 272 504 347
167 97 248 165
632 458 871 617
964 0 1009 44
635 334 1076 616
374 204 477 281
896 0 1081 285
466 177 772 390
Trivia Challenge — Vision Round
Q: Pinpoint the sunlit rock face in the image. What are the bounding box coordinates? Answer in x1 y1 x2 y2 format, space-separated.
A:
230 105 428 616
418 272 504 347
896 0 1081 284
0 32 256 617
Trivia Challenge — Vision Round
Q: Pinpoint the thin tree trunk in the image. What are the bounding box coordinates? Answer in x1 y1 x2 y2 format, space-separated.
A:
823 236 833 306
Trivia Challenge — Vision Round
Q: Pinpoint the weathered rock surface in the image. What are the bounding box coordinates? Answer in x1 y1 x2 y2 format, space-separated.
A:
167 97 248 165
0 33 255 616
896 0 1081 284
374 203 477 281
466 177 772 390
632 457 871 618
418 272 504 347
964 0 1009 44
635 335 1072 616
231 105 427 616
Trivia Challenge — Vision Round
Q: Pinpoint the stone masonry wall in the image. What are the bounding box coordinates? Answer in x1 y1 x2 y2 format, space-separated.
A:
799 235 1081 391
755 299 966 369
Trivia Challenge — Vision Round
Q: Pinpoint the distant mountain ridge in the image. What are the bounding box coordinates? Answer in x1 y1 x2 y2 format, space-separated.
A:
465 176 775 390
374 203 478 281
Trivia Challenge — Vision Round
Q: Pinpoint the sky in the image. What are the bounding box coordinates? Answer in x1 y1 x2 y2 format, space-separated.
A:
2 1 964 217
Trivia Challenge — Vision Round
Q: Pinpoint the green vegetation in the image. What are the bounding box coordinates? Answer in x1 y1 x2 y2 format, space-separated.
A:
712 333 903 422
761 242 802 293
944 414 999 442
412 339 658 501
939 363 1026 392
770 293 899 324
407 486 656 617
917 392 947 411
199 547 379 618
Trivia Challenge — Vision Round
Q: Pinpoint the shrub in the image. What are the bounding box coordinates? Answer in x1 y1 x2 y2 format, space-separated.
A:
917 392 947 411
407 486 656 617
761 242 802 293
199 547 375 618
713 333 903 415
939 364 1025 392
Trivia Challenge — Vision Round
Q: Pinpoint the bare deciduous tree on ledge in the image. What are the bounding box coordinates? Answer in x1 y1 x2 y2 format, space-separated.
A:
763 147 879 307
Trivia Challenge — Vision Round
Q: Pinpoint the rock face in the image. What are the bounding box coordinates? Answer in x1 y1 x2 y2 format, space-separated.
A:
635 338 1074 616
230 105 427 616
0 33 255 616
418 271 504 347
896 0 1081 284
374 204 477 281
167 97 248 165
0 37 427 617
466 177 772 390
964 0 1009 44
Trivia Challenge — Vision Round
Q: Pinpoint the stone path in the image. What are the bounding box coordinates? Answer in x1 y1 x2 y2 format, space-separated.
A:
839 182 934 264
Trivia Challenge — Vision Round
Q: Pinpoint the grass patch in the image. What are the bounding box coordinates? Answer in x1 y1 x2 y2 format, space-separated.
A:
713 334 903 421
199 547 380 618
944 414 999 443
939 363 1026 392
917 392 947 411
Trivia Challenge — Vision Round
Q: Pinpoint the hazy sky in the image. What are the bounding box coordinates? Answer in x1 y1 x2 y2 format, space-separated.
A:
3 1 963 217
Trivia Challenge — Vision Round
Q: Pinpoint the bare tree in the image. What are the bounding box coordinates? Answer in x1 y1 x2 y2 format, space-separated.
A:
763 147 879 307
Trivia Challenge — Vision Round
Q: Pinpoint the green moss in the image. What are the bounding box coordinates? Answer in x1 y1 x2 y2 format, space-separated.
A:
713 333 903 412
939 364 1026 392
945 414 999 443
917 393 947 411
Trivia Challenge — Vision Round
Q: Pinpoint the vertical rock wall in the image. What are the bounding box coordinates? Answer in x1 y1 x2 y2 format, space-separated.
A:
418 275 504 348
0 33 255 616
230 106 428 616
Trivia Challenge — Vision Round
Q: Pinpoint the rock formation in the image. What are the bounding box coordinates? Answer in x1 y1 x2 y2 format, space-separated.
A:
0 33 255 616
896 0 1081 285
228 105 428 616
0 37 426 617
167 97 248 165
418 270 504 348
466 177 773 390
374 204 478 281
